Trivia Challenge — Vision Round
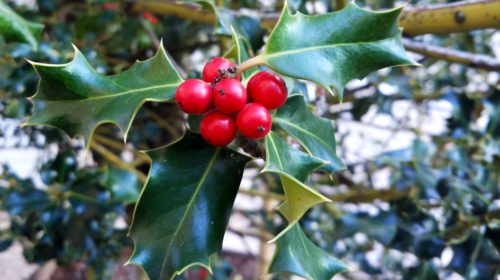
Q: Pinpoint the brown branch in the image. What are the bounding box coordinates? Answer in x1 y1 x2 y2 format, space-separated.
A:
90 140 148 183
399 0 500 37
131 0 500 37
403 39 500 71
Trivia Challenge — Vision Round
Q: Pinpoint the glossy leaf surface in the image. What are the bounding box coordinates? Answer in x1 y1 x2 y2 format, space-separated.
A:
25 45 182 147
263 3 416 100
269 224 348 280
274 95 344 173
128 133 250 280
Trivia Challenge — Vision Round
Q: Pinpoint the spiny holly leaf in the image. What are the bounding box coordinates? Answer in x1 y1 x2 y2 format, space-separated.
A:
264 131 325 182
262 2 417 101
225 28 258 82
0 1 43 48
269 223 348 280
127 132 250 280
25 44 182 148
274 94 344 173
264 131 330 239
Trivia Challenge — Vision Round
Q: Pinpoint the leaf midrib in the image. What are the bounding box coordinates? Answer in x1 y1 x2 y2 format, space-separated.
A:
160 147 221 279
264 36 398 59
37 83 178 103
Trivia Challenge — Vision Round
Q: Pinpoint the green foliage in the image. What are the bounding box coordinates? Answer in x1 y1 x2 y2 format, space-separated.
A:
25 45 182 146
0 0 498 280
128 133 250 280
270 224 348 280
0 1 43 48
263 3 416 100
0 150 139 278
274 94 344 173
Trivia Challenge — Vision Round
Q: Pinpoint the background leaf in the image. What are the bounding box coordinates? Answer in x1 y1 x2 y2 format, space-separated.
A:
0 1 43 48
128 132 250 280
262 3 416 100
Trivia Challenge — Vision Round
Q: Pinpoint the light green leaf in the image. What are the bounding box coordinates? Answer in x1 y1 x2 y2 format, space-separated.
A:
263 2 417 101
0 1 43 48
274 94 344 173
127 132 250 280
264 131 330 239
225 28 258 83
25 44 183 148
264 131 325 182
269 223 348 280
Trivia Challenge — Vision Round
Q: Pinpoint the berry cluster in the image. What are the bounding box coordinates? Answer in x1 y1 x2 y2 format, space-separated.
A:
175 57 288 146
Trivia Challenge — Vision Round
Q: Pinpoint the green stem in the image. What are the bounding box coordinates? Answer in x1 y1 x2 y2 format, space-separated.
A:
236 54 265 76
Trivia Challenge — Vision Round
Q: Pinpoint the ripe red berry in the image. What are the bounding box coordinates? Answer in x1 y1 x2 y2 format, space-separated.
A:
202 57 236 83
236 103 272 140
175 79 212 114
213 78 247 114
247 71 287 110
200 111 237 146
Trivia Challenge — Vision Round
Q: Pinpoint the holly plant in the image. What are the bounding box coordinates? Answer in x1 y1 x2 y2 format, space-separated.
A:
22 2 416 280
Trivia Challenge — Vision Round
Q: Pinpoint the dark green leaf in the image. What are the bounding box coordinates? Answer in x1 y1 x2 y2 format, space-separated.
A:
263 3 416 101
105 167 141 204
0 1 43 48
270 224 348 280
274 94 344 173
25 44 183 148
128 132 250 280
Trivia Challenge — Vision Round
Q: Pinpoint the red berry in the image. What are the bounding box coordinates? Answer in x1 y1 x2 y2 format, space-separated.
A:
142 12 158 25
247 71 287 110
200 111 237 146
202 57 236 83
213 78 247 114
175 79 212 114
236 103 272 140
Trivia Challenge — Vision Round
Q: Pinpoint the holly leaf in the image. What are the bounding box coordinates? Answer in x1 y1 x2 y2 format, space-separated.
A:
105 167 141 205
127 132 250 280
264 131 325 182
269 223 348 280
225 28 258 82
25 44 182 148
0 1 43 48
262 3 417 101
264 131 330 240
274 94 344 173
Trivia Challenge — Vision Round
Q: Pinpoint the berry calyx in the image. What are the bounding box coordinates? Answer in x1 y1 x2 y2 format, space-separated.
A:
202 57 237 83
200 111 237 146
236 103 272 140
175 79 212 114
213 78 247 114
247 71 287 110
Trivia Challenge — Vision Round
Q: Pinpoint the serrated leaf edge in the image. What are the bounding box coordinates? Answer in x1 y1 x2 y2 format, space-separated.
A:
24 41 182 151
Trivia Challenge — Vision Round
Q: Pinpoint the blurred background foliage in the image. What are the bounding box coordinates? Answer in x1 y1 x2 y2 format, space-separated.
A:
0 0 498 279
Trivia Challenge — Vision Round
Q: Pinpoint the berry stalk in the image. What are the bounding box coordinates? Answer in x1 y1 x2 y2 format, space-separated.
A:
236 55 265 76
